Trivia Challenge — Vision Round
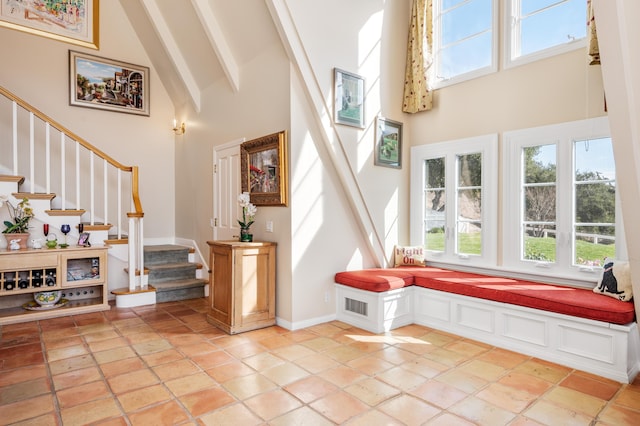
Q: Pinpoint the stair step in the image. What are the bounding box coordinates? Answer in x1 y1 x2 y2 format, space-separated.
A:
152 278 208 291
147 262 197 283
106 238 128 245
153 278 208 303
14 192 56 201
144 244 190 265
81 223 113 232
0 175 25 184
45 209 86 216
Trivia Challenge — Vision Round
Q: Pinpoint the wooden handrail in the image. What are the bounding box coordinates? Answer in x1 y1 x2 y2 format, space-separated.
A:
131 166 143 214
0 85 143 214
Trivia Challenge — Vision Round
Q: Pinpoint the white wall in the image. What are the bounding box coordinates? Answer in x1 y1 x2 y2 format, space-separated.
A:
0 1 176 239
173 29 293 319
174 0 411 328
274 0 411 327
410 49 606 145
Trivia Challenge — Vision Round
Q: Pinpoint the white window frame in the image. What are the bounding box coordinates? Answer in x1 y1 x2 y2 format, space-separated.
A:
502 117 626 282
504 0 587 69
411 134 498 267
432 0 499 89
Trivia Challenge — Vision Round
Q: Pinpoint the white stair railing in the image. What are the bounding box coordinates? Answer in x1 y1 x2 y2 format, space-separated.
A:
0 85 145 292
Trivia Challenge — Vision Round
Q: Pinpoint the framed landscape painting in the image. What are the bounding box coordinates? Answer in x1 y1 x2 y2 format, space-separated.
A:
70 51 150 116
334 68 365 128
0 0 99 49
375 117 403 169
241 131 288 206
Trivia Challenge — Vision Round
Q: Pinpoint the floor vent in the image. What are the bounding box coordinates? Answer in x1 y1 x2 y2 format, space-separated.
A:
345 297 368 316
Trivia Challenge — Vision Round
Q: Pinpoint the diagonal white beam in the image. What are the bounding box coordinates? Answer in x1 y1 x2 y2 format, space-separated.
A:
140 0 201 112
191 0 240 92
265 0 387 267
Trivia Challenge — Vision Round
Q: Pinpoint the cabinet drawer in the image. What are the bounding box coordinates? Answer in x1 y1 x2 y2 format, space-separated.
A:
0 253 58 270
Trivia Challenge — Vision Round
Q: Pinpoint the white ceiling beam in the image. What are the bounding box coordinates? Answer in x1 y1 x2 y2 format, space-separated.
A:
190 0 240 92
140 0 201 112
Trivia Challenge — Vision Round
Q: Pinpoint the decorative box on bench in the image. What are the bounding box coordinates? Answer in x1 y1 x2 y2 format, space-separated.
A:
334 266 639 383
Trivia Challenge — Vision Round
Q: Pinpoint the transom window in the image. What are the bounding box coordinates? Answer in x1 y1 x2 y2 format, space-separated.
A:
431 1 587 86
433 0 497 86
506 0 587 67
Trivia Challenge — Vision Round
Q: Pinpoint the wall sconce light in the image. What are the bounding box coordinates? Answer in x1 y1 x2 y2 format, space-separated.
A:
172 119 186 135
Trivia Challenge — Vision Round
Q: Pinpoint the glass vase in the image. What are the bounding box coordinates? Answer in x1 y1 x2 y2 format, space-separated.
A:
240 229 253 242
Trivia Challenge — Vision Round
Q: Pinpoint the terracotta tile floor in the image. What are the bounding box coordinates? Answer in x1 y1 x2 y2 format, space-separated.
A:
1 298 640 425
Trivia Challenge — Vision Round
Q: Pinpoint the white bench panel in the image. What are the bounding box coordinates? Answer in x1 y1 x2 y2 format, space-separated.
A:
457 303 495 334
502 312 547 347
557 323 614 364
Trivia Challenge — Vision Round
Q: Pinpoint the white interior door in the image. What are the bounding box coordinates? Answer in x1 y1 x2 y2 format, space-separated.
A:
213 139 243 241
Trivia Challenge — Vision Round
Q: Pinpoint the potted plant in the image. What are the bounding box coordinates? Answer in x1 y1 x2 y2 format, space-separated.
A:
0 195 34 249
237 192 257 242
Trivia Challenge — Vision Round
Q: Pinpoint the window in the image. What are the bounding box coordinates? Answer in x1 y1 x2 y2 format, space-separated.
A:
503 117 624 278
506 0 587 67
432 0 497 87
411 135 498 266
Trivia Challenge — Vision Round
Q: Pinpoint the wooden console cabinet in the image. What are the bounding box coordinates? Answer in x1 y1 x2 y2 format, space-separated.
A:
206 241 276 334
0 246 109 325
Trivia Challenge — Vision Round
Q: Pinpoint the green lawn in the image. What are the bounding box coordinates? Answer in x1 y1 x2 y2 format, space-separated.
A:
425 233 614 265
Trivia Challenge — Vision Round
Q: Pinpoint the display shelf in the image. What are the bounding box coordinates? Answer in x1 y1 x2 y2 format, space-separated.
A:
0 246 109 325
0 297 106 324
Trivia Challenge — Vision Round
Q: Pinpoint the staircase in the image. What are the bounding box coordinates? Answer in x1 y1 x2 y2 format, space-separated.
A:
0 82 147 293
144 245 208 303
0 85 207 307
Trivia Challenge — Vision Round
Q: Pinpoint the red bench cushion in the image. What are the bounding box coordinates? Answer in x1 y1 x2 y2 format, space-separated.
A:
411 270 635 325
335 267 636 325
334 268 418 292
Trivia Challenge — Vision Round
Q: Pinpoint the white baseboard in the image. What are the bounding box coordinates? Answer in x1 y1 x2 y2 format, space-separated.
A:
114 290 156 308
277 313 337 331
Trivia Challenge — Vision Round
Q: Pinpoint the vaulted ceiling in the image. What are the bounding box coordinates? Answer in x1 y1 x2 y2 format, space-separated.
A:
119 0 282 112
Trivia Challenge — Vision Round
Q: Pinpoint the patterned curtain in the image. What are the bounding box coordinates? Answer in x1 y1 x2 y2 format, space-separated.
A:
402 0 433 113
587 0 600 65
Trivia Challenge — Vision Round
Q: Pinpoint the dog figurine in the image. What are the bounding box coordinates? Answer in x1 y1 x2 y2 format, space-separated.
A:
9 239 21 250
31 238 43 249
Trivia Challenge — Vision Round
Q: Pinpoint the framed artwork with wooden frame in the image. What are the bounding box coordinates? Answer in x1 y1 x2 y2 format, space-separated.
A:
374 117 403 169
69 50 150 116
241 131 288 206
0 0 99 49
334 68 365 128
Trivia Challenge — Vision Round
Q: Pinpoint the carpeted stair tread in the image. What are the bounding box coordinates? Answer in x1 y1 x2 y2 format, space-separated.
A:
146 262 197 271
152 278 208 291
144 245 191 265
139 244 205 303
153 278 208 303
147 262 197 282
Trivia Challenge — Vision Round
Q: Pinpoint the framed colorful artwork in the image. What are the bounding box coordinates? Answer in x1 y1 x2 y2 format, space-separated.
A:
70 50 149 116
241 131 288 206
0 0 99 49
334 68 365 128
374 117 403 169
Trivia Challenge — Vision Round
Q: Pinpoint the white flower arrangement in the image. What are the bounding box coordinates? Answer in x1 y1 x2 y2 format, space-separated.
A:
237 192 257 230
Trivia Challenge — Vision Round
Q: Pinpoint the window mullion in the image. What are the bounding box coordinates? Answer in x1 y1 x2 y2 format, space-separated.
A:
448 152 458 257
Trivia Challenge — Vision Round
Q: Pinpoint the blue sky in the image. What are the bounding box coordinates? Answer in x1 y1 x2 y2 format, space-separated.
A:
77 59 122 84
534 138 616 181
